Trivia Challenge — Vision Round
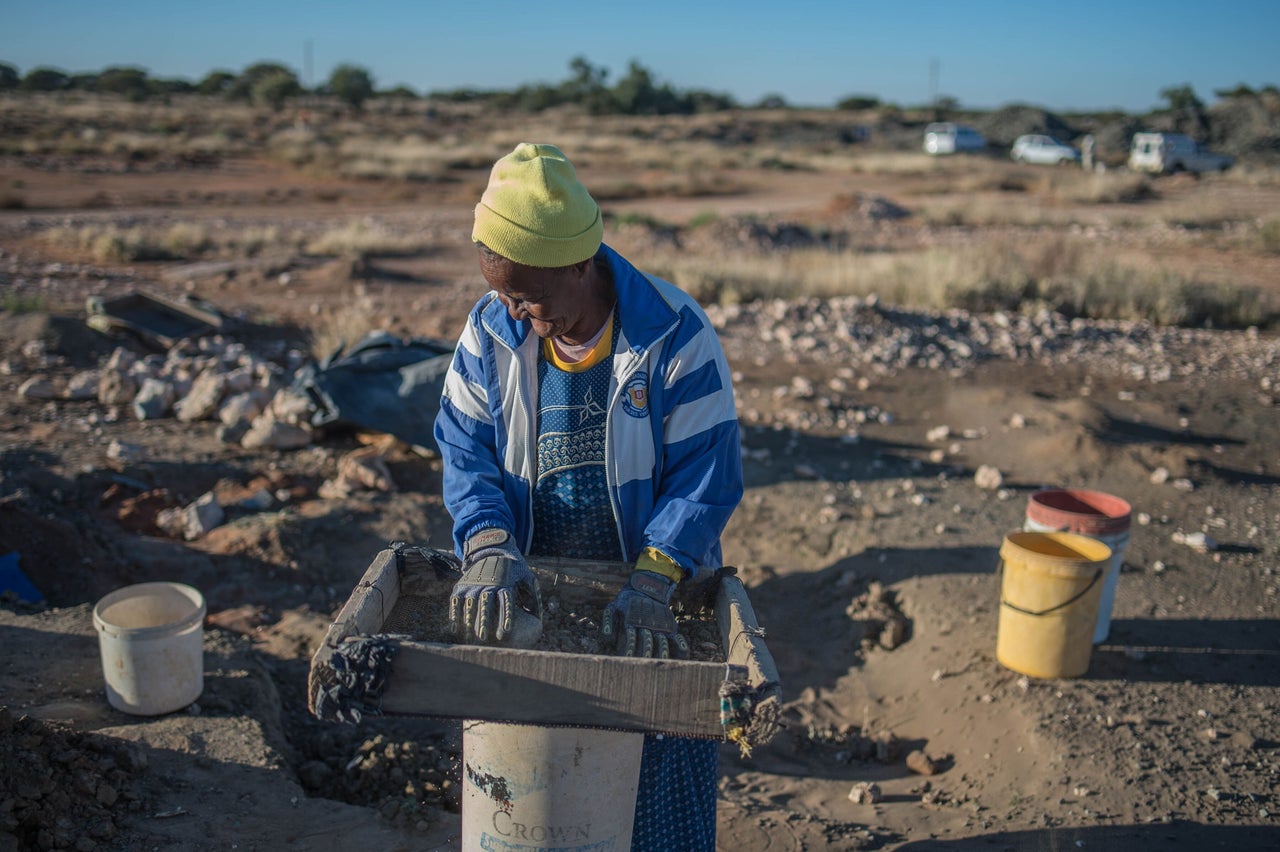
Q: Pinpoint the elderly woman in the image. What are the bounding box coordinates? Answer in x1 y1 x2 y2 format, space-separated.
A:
434 143 743 850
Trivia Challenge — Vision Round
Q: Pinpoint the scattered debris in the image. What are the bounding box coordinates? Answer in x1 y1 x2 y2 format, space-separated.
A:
846 581 910 651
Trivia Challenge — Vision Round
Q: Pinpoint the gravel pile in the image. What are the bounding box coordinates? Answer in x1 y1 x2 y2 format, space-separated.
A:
0 707 149 852
708 296 1280 386
295 731 460 833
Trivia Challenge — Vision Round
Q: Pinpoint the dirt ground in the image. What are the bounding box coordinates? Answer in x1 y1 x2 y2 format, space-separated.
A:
2 113 1279 851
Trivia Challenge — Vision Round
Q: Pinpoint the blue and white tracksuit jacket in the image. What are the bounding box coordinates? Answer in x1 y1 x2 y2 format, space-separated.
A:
434 244 743 579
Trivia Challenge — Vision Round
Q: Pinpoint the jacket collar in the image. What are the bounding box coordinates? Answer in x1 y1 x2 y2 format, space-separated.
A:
479 244 679 354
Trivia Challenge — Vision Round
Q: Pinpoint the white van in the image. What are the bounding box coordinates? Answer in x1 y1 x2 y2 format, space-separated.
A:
1128 132 1232 174
923 123 986 155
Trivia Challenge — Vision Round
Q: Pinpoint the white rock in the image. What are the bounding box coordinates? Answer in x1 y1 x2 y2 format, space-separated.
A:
132 377 175 420
17 376 59 400
1172 531 1217 552
224 366 254 395
64 370 100 400
269 388 314 426
926 425 951 443
175 371 228 422
974 464 1003 490
219 391 266 427
241 413 314 450
1149 467 1170 484
106 439 145 464
848 782 882 804
179 492 224 540
98 366 137 406
1008 413 1026 429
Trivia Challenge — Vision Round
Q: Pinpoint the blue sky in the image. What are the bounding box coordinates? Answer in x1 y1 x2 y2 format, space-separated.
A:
3 0 1277 112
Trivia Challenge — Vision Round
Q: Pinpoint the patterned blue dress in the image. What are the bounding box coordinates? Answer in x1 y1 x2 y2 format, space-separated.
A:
529 320 717 851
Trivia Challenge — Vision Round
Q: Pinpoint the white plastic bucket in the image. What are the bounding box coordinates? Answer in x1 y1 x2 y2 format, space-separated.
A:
93 582 206 715
1025 489 1132 644
462 722 643 851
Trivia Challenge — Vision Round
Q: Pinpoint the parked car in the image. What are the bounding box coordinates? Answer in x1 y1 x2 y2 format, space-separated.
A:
1128 132 1233 174
1010 134 1080 165
923 122 986 155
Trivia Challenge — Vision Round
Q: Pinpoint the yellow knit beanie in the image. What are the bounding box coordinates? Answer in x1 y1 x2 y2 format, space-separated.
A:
473 143 603 268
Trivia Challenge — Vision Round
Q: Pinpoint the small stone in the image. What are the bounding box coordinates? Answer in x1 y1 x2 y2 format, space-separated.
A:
1149 467 1170 484
926 425 951 443
1172 531 1217 552
17 376 60 400
1172 478 1195 492
241 414 314 450
132 376 175 420
65 370 100 400
974 465 1003 490
906 750 941 776
107 439 146 464
848 782 882 804
1008 413 1026 429
175 370 228 422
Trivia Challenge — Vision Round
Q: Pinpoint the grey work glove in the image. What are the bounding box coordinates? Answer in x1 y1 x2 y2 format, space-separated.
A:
448 529 542 645
602 570 690 659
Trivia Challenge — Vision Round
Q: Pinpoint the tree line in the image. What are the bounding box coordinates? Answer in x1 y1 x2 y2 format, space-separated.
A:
1 57 1274 118
0 56 748 115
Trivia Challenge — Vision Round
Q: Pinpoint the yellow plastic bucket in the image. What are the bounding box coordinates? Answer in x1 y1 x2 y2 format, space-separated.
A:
996 531 1111 678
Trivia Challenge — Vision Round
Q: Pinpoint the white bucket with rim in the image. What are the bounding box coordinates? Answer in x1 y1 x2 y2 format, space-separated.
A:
462 721 643 851
93 581 206 715
1024 489 1132 644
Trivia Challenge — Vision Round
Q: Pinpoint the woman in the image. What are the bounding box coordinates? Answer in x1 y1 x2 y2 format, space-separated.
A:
435 142 743 850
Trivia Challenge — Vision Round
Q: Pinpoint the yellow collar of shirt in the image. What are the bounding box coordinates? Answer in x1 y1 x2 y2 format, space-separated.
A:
542 317 614 373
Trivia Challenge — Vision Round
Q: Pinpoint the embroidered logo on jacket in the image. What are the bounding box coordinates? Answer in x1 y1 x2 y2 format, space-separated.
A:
622 373 649 418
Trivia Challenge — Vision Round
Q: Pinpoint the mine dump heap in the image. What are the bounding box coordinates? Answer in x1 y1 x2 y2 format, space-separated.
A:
308 543 781 847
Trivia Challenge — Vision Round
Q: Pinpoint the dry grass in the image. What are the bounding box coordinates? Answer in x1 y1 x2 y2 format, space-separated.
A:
334 136 453 181
1221 162 1280 187
1036 171 1156 204
304 221 427 256
306 298 383 360
644 236 1278 328
41 222 310 263
1260 217 1280 254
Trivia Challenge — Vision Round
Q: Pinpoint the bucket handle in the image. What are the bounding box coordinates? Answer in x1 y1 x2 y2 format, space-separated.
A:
997 559 1103 617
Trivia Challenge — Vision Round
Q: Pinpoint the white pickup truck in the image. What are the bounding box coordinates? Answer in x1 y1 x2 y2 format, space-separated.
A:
1128 132 1233 174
